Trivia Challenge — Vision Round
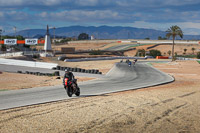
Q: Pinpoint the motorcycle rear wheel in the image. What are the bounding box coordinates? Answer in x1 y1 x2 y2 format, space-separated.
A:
75 87 80 96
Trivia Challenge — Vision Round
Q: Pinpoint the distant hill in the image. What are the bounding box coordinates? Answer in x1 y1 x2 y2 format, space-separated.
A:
12 26 200 40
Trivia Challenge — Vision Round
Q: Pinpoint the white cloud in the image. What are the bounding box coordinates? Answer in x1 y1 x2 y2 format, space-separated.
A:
178 22 200 29
0 12 4 17
163 0 200 6
0 10 30 21
38 10 127 22
38 12 48 18
131 21 200 35
75 0 99 6
0 0 24 6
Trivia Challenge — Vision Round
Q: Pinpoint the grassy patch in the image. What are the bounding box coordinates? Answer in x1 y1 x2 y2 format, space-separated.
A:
146 62 153 66
0 89 9 91
197 61 200 64
146 61 168 66
176 55 196 58
89 50 103 55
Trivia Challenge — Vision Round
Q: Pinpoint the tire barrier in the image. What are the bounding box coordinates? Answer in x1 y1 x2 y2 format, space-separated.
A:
52 67 56 70
54 71 60 76
74 68 78 72
81 69 85 73
16 71 60 77
17 71 22 73
53 65 103 75
60 67 65 71
71 68 75 72
25 71 29 74
77 68 81 72
56 66 61 70
88 70 92 73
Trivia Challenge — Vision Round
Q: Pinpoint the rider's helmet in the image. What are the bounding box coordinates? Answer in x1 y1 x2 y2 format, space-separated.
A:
65 68 70 72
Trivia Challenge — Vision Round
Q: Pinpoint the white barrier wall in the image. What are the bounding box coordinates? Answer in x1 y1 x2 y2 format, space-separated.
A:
176 57 200 61
68 39 200 44
0 52 23 57
136 40 199 44
0 58 57 69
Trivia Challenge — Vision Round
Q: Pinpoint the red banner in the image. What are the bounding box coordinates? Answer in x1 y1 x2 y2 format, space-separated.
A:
0 40 45 44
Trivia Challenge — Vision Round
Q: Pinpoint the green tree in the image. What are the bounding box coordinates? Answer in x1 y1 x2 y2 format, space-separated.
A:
89 50 103 55
192 47 195 54
78 33 89 40
197 52 200 59
158 36 167 40
184 48 187 54
166 25 183 61
60 38 73 43
167 50 171 56
1 44 6 51
158 36 162 40
16 35 24 40
145 37 150 40
149 49 162 58
135 49 146 57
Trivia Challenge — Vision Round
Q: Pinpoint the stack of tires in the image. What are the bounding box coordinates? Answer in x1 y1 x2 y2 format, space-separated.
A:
17 70 60 77
53 66 102 74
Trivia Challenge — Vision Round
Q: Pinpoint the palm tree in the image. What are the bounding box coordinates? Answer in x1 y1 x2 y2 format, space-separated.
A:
167 50 171 56
166 25 183 61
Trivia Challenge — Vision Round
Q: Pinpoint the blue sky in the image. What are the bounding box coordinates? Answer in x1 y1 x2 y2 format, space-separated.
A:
1 0 200 35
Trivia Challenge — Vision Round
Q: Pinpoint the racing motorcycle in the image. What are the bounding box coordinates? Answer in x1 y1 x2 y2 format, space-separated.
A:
64 78 80 97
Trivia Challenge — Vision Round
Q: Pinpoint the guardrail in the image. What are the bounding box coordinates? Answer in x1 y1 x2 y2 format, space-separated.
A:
64 56 147 62
0 58 57 69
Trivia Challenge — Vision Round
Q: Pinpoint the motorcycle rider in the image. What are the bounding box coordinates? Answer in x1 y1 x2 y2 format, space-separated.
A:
63 68 75 88
133 59 137 65
128 61 132 66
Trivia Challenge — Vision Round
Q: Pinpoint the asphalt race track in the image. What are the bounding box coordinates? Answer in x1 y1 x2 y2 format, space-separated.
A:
0 62 174 110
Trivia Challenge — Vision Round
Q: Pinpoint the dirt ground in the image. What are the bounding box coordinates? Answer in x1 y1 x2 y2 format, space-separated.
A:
124 44 200 57
35 43 106 51
0 59 120 91
1 60 200 133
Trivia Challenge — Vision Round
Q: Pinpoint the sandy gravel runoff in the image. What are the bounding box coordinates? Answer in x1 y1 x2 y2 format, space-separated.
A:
0 60 200 133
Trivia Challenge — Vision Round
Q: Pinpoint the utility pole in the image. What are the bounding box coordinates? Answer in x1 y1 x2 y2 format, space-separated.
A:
53 27 56 44
0 29 5 52
0 29 2 51
13 26 17 38
128 32 130 39
0 29 2 45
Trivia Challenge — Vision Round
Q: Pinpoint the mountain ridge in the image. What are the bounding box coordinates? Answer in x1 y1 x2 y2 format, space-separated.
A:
12 26 200 40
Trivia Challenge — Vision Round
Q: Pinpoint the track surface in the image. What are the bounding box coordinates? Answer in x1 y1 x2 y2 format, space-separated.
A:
0 62 174 110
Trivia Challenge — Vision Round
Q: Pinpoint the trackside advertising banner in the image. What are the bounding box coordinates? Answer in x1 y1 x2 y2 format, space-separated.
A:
4 39 17 45
25 39 38 45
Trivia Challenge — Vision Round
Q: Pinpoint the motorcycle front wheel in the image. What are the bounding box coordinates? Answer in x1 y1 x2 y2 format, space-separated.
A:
67 87 73 97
